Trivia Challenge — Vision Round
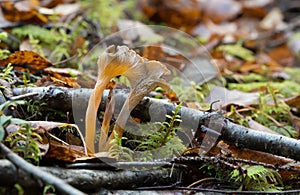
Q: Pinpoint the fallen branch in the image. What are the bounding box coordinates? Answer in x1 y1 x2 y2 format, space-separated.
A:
0 159 182 191
0 143 86 195
9 86 300 161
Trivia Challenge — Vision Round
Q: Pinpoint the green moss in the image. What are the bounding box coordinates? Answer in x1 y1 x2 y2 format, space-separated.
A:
217 43 255 61
228 81 300 97
285 67 300 83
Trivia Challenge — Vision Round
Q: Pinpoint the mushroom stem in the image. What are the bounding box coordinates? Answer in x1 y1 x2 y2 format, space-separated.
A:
105 81 170 151
85 78 109 153
98 89 115 152
104 97 130 151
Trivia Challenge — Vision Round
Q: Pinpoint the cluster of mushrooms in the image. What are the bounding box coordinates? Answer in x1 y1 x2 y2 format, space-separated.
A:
85 45 171 153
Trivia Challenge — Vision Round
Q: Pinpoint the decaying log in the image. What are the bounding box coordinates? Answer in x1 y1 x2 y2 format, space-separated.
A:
0 159 182 192
8 86 300 161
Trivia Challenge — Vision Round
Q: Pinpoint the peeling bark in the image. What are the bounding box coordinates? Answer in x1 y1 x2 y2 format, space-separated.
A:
8 86 300 161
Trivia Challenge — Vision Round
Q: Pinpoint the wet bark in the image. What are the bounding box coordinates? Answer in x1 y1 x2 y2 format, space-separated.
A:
0 159 182 192
7 86 300 161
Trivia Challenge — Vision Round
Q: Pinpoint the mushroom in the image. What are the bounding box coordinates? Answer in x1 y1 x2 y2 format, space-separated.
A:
85 45 170 153
105 61 170 151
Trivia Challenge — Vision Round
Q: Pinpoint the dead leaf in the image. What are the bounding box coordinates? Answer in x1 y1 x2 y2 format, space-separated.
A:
0 0 47 24
285 94 300 109
248 119 281 135
143 44 186 71
0 8 18 28
241 0 272 18
45 140 86 162
219 141 294 165
259 8 285 30
238 52 283 74
36 70 81 88
71 35 87 56
201 0 242 24
140 0 202 32
49 76 80 88
289 112 300 138
117 19 159 42
0 50 52 74
205 87 259 109
29 121 86 153
268 46 294 67
44 67 81 77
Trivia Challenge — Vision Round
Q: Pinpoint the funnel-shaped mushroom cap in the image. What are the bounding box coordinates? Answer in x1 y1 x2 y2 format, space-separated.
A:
97 45 143 80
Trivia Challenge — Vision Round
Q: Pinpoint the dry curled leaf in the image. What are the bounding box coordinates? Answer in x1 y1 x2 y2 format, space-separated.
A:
0 50 52 74
140 0 202 32
0 0 47 24
45 141 86 162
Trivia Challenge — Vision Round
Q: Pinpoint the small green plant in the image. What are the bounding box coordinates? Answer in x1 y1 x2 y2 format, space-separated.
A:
253 84 296 137
228 81 300 97
108 104 187 161
108 130 134 161
217 42 255 61
12 23 88 66
170 75 205 102
229 165 283 191
0 63 14 83
80 0 128 35
43 184 56 195
0 94 42 165
4 123 42 165
199 163 227 179
26 99 47 119
228 84 297 137
14 184 24 195
0 100 27 142
134 103 186 159
25 100 67 121
0 32 10 60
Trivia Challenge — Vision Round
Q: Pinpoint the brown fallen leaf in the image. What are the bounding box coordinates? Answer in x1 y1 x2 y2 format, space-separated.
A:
140 0 202 32
201 0 242 24
0 0 47 24
289 112 300 138
285 94 300 109
248 118 281 135
143 44 186 71
45 140 86 162
205 86 259 109
44 67 81 77
268 45 294 67
218 141 294 165
49 75 80 88
0 50 52 74
241 0 272 18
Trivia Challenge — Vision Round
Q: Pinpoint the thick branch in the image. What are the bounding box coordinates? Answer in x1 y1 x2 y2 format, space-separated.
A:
0 143 85 195
9 86 300 161
0 159 181 191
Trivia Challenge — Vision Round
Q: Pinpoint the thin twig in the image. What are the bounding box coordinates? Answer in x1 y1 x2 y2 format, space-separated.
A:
53 54 78 66
187 177 218 188
8 92 39 101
